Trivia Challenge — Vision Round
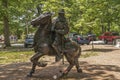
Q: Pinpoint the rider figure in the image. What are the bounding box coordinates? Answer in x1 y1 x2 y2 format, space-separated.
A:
52 9 69 60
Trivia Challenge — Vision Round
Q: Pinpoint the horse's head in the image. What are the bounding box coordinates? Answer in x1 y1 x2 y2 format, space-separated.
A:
31 12 52 27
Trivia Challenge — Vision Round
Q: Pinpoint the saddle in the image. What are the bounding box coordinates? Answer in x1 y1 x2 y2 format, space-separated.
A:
64 38 78 53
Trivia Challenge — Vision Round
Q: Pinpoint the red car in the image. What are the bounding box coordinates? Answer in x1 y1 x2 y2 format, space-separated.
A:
98 32 120 44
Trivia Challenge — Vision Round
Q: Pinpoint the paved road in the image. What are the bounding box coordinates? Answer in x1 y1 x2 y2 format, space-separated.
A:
0 40 105 48
90 40 104 44
0 43 24 48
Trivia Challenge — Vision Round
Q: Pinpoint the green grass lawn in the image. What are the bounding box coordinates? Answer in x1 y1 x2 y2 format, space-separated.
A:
0 50 98 64
81 51 98 58
0 51 33 64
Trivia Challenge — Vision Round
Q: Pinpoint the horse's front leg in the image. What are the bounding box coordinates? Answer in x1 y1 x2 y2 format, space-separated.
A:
27 63 36 77
27 52 43 77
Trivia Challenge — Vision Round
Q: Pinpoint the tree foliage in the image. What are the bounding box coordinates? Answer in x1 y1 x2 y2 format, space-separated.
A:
0 0 120 46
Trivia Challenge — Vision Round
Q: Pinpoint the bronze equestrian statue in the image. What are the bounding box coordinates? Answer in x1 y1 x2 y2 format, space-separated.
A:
27 11 82 78
52 9 69 61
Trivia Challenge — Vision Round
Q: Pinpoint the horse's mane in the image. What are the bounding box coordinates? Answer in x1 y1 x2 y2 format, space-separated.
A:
33 12 56 46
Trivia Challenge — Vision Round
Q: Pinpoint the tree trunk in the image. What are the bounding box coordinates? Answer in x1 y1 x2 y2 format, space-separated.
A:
101 25 104 33
2 0 11 47
3 16 11 47
101 25 106 33
107 22 110 32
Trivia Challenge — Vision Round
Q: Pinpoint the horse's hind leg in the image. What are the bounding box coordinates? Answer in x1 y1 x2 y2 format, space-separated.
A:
60 57 82 78
75 58 82 73
60 63 74 78
75 46 82 73
27 52 43 77
60 55 74 77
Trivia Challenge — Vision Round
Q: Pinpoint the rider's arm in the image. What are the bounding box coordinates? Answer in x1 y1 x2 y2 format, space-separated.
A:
55 23 69 35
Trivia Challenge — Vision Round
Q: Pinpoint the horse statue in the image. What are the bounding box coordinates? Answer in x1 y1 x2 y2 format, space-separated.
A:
27 12 82 78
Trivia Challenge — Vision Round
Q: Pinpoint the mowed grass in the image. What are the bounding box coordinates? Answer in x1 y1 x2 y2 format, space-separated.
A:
0 51 33 64
0 45 98 64
81 52 98 58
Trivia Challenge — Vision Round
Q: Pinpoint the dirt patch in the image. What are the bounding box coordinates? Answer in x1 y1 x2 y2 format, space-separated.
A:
0 44 120 80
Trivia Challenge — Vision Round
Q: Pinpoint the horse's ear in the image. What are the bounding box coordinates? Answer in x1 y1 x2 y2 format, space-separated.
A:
31 20 37 27
31 20 34 26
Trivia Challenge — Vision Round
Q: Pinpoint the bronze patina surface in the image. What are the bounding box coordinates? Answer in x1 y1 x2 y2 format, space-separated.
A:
27 11 82 78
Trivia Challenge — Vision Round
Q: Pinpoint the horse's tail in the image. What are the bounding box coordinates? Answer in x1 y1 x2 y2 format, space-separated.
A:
77 44 81 58
70 41 81 58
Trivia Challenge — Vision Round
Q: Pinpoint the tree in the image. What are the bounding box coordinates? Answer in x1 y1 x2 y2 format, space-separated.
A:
0 0 120 46
2 0 11 47
0 0 38 47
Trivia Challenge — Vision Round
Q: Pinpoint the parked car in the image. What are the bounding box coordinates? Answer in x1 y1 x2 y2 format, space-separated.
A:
0 38 4 42
0 35 4 42
72 35 90 45
87 34 96 41
98 32 120 44
72 35 80 43
68 32 78 40
24 34 34 48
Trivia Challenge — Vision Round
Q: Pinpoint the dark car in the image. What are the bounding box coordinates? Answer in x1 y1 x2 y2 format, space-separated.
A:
72 35 80 43
87 34 96 41
72 35 90 45
68 32 78 40
24 34 34 48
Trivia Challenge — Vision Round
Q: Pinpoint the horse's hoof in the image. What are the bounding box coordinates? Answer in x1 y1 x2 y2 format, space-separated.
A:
41 63 47 67
59 73 68 78
77 68 82 73
26 74 32 77
37 62 47 67
59 70 68 78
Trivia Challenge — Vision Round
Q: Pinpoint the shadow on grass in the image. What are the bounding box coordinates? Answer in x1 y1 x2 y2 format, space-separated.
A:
0 61 120 80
